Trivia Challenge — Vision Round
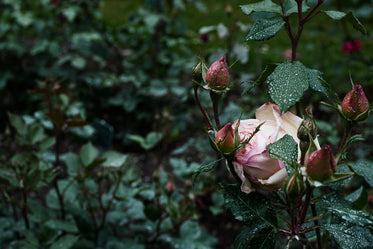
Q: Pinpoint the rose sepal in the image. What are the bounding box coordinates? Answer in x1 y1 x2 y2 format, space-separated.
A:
326 172 355 183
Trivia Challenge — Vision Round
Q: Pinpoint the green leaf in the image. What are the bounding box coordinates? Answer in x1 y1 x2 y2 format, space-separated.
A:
44 219 79 233
282 0 309 16
246 17 285 41
267 134 298 174
50 234 79 249
192 158 223 186
307 68 328 97
349 160 373 187
80 142 99 167
102 151 128 168
39 137 56 152
8 112 27 136
159 220 217 249
240 0 281 15
256 63 278 85
29 123 45 144
223 184 277 226
328 207 373 228
170 158 200 178
323 224 373 249
127 132 163 150
324 10 346 20
323 11 367 35
233 224 277 249
345 186 368 210
266 60 309 113
64 153 82 176
71 57 86 69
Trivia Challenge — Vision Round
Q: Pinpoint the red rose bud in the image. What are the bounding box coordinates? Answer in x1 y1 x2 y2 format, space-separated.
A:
284 172 305 201
205 56 229 90
306 145 337 182
215 123 236 154
341 84 369 121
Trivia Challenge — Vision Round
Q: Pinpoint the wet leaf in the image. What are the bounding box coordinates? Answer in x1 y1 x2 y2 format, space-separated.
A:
349 160 373 187
323 10 367 35
267 60 309 113
240 0 281 15
246 17 284 41
234 223 277 249
323 224 373 249
267 134 298 174
223 184 277 226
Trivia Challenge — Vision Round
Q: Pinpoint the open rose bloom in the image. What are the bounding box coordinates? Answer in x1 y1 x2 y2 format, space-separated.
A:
231 103 303 194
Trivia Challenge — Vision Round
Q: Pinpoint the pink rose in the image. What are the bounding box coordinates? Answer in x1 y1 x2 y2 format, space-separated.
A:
232 103 303 194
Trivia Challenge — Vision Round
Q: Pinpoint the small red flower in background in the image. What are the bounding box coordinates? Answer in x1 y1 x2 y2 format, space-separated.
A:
200 33 209 43
50 0 59 6
343 39 362 55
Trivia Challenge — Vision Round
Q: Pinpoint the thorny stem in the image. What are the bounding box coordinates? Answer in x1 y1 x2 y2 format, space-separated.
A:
193 86 214 131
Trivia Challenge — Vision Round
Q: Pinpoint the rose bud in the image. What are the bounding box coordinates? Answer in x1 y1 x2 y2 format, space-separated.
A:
205 56 229 91
165 181 175 193
305 145 337 182
284 171 305 202
215 123 236 154
192 60 204 84
341 84 369 121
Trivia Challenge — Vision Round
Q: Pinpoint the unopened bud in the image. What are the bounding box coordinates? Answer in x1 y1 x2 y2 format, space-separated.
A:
192 60 204 84
284 172 305 202
165 181 175 193
205 56 229 90
297 107 317 141
306 145 337 181
341 84 369 121
215 123 236 154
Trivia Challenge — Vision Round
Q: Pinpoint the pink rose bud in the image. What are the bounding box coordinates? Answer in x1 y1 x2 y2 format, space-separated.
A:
284 172 305 201
165 181 175 193
306 145 337 181
341 84 369 121
205 56 229 90
215 123 236 154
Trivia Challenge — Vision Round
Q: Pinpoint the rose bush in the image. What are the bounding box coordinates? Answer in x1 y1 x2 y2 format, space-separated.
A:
230 103 303 194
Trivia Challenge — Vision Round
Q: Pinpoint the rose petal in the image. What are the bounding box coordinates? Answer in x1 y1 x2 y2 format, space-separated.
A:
233 162 254 194
257 168 289 190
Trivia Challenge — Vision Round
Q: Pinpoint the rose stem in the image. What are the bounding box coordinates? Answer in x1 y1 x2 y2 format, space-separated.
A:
193 86 214 130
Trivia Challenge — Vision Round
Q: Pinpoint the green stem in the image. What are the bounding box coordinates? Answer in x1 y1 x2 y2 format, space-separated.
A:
210 91 222 130
311 202 322 249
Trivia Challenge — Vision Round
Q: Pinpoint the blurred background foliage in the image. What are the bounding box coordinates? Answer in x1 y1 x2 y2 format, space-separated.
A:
0 0 372 248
